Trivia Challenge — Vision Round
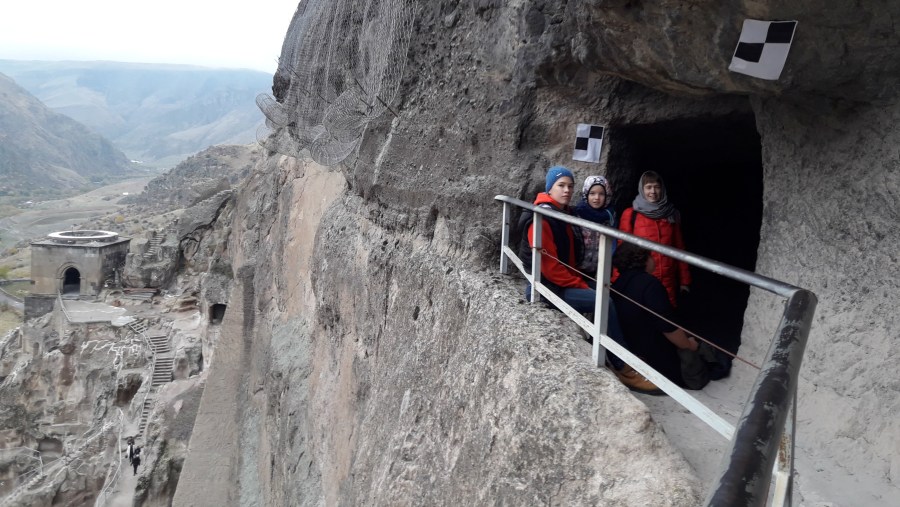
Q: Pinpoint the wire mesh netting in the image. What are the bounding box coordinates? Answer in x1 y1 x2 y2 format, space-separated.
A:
257 0 416 167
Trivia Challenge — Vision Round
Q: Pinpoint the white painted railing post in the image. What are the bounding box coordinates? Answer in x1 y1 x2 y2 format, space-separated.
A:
592 234 614 368
772 386 797 507
530 214 542 303
500 202 511 275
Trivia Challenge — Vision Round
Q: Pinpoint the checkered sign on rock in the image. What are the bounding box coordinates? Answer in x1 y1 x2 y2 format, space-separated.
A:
572 124 604 163
729 19 798 80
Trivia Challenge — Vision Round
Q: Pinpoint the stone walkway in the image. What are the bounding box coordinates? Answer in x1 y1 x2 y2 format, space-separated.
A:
106 419 143 507
61 299 128 323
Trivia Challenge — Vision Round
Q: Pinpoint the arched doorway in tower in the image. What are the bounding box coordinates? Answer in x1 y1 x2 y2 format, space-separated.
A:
62 267 81 295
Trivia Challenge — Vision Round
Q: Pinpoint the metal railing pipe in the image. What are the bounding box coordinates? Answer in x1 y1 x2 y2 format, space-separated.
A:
705 289 816 507
494 195 800 297
57 291 73 322
530 213 543 303
591 234 613 368
500 202 511 275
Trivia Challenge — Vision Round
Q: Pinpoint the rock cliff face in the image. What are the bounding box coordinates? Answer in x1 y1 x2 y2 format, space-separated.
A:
0 312 142 505
174 1 900 506
175 157 702 506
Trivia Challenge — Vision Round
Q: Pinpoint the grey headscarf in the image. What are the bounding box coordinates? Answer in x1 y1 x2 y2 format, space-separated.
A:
632 171 675 219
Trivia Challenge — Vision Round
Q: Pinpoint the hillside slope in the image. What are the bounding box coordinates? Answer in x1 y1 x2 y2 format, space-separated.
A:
122 143 259 211
0 72 133 195
0 60 271 167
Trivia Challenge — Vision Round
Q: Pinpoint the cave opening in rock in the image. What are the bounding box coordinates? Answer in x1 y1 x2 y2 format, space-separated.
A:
209 304 227 325
62 267 80 294
116 375 143 406
607 112 763 356
37 437 63 458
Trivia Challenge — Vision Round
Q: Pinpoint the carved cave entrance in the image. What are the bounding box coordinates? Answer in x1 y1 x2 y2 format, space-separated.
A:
606 112 763 356
209 304 227 325
62 267 81 295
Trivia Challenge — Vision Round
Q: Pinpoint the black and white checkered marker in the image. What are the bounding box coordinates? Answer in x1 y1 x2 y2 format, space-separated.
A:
572 124 604 163
729 19 797 80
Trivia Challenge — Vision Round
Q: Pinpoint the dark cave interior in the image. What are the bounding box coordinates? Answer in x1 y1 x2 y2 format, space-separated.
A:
210 304 227 325
62 267 81 295
607 112 763 354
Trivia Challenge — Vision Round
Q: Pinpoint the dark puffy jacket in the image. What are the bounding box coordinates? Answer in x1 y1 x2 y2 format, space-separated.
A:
517 193 588 294
619 207 691 307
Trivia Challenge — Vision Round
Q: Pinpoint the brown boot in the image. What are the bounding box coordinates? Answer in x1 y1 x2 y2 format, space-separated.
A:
614 365 666 396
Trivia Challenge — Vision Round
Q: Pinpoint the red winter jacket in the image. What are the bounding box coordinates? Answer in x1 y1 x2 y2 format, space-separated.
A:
619 207 691 307
528 193 590 290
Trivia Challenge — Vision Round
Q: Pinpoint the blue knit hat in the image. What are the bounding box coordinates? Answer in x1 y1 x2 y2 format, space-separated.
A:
545 166 575 192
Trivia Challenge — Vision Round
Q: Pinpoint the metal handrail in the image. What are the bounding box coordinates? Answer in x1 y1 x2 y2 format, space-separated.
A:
57 291 73 322
495 195 817 507
0 447 43 475
127 320 156 441
94 408 125 507
0 447 44 506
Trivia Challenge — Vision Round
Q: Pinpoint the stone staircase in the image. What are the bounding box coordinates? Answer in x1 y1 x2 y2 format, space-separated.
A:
129 320 148 336
127 320 173 437
144 233 163 259
0 468 45 507
138 335 173 435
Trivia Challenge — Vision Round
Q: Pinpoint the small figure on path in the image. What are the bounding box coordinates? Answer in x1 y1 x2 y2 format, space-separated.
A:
125 437 135 464
132 448 142 476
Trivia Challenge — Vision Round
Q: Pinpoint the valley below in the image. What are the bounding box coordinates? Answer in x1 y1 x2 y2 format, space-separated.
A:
0 177 153 252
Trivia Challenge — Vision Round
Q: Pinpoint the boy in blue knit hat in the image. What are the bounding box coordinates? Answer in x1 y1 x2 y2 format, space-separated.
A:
518 165 589 301
545 165 575 193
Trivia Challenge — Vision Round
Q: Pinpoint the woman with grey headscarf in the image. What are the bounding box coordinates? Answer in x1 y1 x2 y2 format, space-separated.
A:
618 171 691 307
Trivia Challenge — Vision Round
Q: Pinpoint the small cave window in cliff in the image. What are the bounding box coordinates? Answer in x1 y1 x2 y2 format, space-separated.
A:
62 267 80 294
209 304 227 325
115 376 143 406
606 113 763 358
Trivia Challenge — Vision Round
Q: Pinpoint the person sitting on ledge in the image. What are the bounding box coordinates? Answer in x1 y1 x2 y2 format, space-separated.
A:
517 166 591 310
516 167 657 392
611 242 701 390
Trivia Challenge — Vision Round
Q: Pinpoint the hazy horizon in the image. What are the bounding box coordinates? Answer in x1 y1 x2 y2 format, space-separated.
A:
0 57 275 74
0 1 298 73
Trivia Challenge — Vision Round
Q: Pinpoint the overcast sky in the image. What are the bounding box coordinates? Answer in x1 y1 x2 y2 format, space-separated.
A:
0 1 298 73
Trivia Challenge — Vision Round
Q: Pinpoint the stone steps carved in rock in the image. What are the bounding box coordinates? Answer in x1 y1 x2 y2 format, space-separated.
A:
144 235 163 258
148 335 171 354
0 469 45 507
137 335 173 435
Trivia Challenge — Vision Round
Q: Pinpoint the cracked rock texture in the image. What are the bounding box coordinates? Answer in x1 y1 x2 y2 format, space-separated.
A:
0 310 143 505
174 158 702 506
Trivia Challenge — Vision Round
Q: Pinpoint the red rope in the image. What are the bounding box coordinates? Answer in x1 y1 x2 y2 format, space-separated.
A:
536 247 762 370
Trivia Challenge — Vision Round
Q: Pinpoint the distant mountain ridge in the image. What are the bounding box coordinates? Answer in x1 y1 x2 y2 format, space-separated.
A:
0 72 133 195
0 60 273 167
